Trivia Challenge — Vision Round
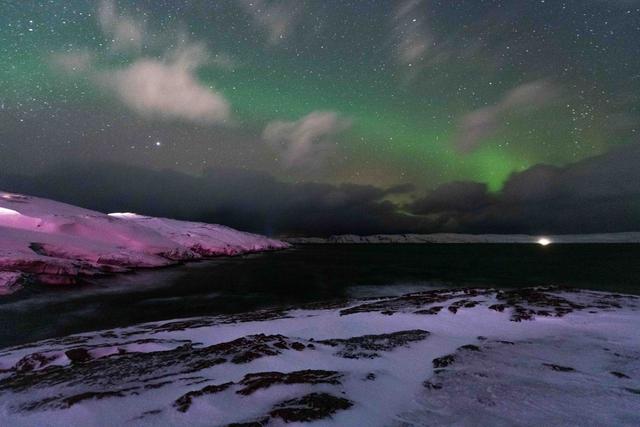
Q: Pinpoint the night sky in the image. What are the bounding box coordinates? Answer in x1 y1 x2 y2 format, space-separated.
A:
1 0 640 236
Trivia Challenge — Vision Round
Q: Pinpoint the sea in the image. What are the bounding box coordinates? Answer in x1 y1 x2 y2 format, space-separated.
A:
1 244 639 347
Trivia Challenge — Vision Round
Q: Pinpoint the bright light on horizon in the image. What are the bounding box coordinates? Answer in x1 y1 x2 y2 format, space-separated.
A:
537 237 552 246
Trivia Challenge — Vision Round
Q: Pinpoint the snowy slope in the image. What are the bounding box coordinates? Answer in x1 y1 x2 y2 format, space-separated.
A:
0 191 289 292
108 213 286 257
0 287 637 426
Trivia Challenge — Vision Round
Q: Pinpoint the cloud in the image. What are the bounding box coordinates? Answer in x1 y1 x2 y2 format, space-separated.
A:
263 111 351 168
50 50 93 74
409 181 494 215
238 0 303 45
0 163 416 237
391 0 433 78
98 43 231 124
2 142 640 236
407 141 640 233
51 3 231 125
455 80 558 153
97 0 145 53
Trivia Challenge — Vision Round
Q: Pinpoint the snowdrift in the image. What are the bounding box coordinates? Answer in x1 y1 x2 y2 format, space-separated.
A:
0 191 289 293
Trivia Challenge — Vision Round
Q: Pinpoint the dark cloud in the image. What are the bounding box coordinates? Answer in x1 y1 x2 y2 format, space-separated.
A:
0 162 418 237
408 141 640 234
2 141 639 236
385 183 416 195
408 181 494 215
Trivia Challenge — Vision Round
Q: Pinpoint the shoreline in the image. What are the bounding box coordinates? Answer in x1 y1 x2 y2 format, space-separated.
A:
284 232 640 245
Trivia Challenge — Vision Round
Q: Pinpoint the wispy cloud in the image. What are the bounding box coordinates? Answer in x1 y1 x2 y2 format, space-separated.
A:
455 80 558 153
238 0 303 45
393 0 431 64
391 0 433 80
97 0 145 53
263 111 351 168
52 2 231 125
50 50 93 74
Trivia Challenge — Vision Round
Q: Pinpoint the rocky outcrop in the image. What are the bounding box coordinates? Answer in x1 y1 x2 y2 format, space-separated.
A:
0 287 637 426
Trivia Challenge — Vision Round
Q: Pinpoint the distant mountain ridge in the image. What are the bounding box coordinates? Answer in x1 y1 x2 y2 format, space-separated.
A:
284 232 640 244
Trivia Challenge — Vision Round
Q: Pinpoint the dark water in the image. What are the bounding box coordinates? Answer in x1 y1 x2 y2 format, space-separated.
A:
1 244 639 348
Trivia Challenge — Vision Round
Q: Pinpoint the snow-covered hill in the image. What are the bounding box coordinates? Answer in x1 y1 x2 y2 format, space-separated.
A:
0 287 637 426
0 191 289 293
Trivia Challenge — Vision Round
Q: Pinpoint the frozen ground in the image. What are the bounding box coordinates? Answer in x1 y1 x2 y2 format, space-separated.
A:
0 191 288 292
0 287 638 426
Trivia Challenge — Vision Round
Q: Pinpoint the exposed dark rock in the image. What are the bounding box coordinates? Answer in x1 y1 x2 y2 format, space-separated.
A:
144 381 173 390
511 307 535 322
339 289 475 316
65 348 91 364
124 309 291 337
496 288 586 322
174 382 233 412
15 352 59 373
237 370 343 396
332 286 633 323
459 344 481 352
269 393 353 422
433 354 456 369
318 330 430 359
0 334 309 398
61 389 138 408
0 335 90 355
191 334 308 367
414 306 444 315
542 363 575 372
423 380 443 390
17 396 64 412
448 299 480 314
291 342 306 351
611 371 631 379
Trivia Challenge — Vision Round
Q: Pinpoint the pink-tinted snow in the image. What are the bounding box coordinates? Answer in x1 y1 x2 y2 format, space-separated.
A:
0 191 289 292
